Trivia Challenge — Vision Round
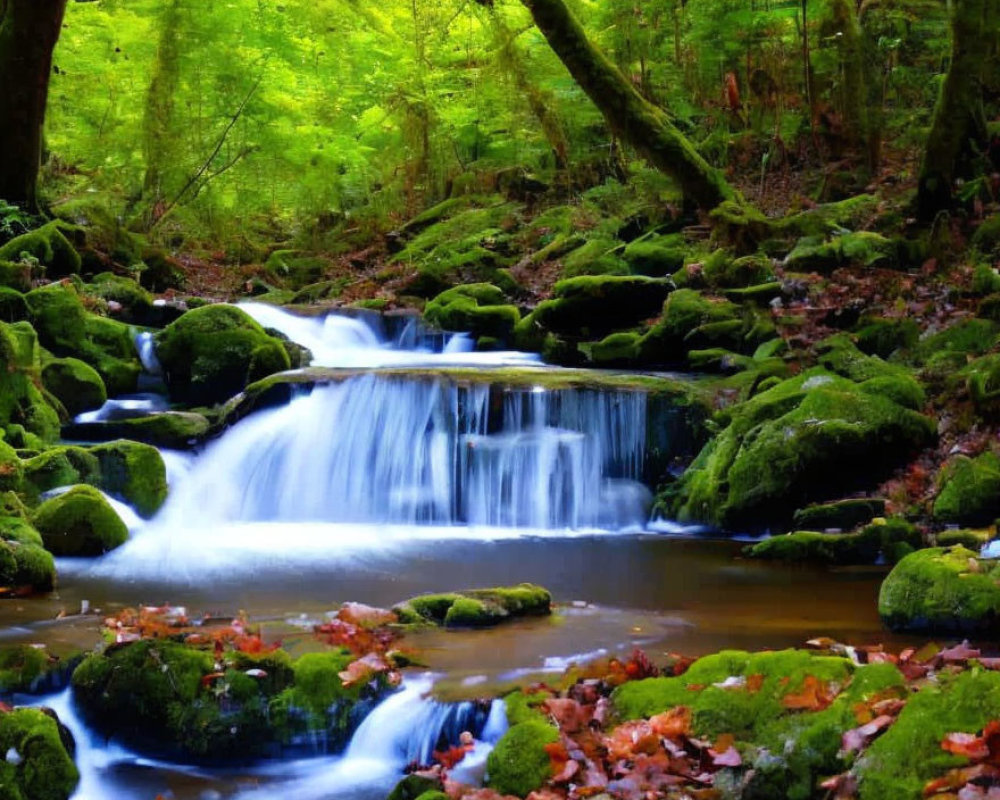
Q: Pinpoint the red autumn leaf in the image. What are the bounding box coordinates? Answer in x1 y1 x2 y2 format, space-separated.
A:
200 671 225 688
746 673 765 693
543 698 591 733
710 746 742 767
649 706 691 739
337 602 397 628
842 715 895 754
782 675 835 711
940 642 981 664
924 764 1000 796
603 720 660 760
433 744 472 769
338 652 390 687
942 732 990 761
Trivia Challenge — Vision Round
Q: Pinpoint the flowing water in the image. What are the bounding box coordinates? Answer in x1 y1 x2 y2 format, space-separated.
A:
3 303 911 799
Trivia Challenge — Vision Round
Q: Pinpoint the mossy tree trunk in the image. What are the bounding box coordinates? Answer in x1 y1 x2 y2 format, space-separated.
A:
917 0 998 219
0 0 69 210
829 0 873 172
142 0 184 212
518 0 736 211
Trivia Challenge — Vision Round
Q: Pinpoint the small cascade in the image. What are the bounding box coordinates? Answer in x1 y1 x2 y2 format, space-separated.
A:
72 393 169 424
141 374 649 531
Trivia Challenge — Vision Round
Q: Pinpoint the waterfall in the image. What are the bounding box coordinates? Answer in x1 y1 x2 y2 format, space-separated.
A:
136 374 649 531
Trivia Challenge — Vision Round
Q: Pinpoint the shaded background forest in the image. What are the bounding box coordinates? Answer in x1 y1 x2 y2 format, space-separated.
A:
37 0 955 254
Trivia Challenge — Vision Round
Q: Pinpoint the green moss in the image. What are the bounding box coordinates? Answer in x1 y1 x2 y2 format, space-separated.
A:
424 284 520 340
792 498 885 530
0 222 81 277
67 412 210 450
914 318 1000 367
0 707 79 800
40 358 106 417
264 250 329 289
816 334 925 409
386 775 445 800
589 331 641 365
785 231 897 272
858 670 1000 799
965 353 1000 417
936 528 994 549
0 261 32 293
623 237 685 277
25 283 140 396
396 584 551 628
89 440 168 518
486 719 559 797
288 650 359 716
21 446 101 502
0 646 51 693
854 317 920 358
85 273 153 320
612 649 853 739
522 275 672 341
933 452 1000 525
0 289 29 323
745 519 918 564
155 304 292 405
879 546 1000 633
0 323 61 444
7 544 55 592
32 485 128 556
664 370 935 529
561 238 629 277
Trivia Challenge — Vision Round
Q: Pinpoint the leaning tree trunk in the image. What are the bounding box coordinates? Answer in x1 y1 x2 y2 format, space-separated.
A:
917 0 997 219
0 0 69 210
519 0 736 211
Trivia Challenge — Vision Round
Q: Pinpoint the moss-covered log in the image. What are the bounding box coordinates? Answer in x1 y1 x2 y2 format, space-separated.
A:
917 0 998 218
0 0 69 210
518 0 735 211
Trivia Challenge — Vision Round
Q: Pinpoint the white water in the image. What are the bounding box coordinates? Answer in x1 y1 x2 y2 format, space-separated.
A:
26 676 505 800
80 305 660 580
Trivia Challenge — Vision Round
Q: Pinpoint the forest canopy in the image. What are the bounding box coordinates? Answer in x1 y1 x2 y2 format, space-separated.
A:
28 0 960 248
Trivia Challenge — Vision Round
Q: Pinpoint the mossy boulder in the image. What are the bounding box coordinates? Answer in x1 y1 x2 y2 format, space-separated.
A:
623 237 686 277
25 282 140 395
879 546 1000 633
966 354 1000 417
85 272 154 323
0 222 81 278
785 231 897 272
40 358 106 417
20 447 101 502
857 669 1000 800
264 250 329 289
792 498 886 530
853 317 920 359
662 369 936 529
0 322 61 443
913 318 1000 373
815 334 925 410
386 775 446 800
0 262 32 293
0 707 79 800
424 284 520 340
486 718 559 797
32 485 128 557
561 238 630 277
65 412 210 450
932 452 1000 525
155 304 292 405
394 583 551 628
745 518 920 565
0 645 63 694
0 533 55 593
676 250 775 289
0 288 30 322
516 275 672 343
89 440 168 518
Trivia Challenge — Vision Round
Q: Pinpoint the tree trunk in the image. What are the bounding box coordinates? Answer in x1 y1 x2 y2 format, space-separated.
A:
0 0 69 210
142 0 184 208
829 0 871 171
519 0 736 211
917 0 997 219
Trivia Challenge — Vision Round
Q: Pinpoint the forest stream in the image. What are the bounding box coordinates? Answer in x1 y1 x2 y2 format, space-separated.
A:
0 307 919 800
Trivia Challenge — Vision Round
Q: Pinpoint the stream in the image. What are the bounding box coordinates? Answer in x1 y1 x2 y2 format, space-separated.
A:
1 304 912 799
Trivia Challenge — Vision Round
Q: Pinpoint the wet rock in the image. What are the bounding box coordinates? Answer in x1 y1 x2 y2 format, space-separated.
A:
394 584 551 628
32 485 128 557
0 707 78 799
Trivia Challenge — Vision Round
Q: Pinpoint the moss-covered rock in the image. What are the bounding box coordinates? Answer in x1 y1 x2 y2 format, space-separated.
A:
0 536 55 593
65 412 210 450
932 452 1000 525
879 546 1000 633
486 718 558 797
32 485 128 557
857 670 1000 799
815 334 926 410
0 707 79 800
0 261 32 293
40 358 106 417
0 646 61 694
394 584 551 628
792 498 886 531
89 440 168 518
745 518 919 564
662 369 936 529
0 288 29 323
264 250 330 289
516 275 672 344
85 272 154 323
155 304 292 405
0 322 61 443
0 222 81 278
561 238 629 277
854 317 920 359
913 318 1000 372
25 282 140 396
20 447 101 502
785 231 897 272
623 236 686 277
386 774 446 800
424 284 520 340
